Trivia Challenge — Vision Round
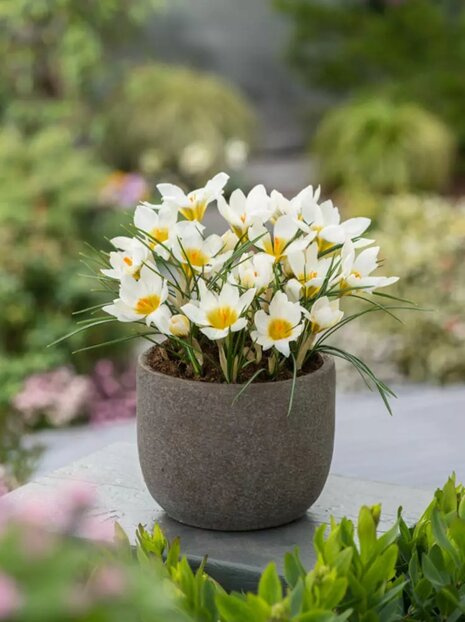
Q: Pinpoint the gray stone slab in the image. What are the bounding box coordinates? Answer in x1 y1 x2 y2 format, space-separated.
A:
2 442 432 590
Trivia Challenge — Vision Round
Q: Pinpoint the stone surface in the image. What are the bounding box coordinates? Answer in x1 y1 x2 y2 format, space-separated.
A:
137 350 335 530
2 442 432 590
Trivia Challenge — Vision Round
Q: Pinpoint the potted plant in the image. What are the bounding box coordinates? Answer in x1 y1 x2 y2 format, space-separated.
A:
61 172 406 531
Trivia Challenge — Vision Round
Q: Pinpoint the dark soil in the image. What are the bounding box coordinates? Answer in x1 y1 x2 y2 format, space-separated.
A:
146 343 324 384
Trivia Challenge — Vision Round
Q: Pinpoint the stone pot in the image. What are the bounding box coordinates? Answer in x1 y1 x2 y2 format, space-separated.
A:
137 347 335 531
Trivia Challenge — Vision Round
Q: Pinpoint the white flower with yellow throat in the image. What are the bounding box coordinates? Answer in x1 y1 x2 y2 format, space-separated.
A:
103 265 170 330
171 227 232 275
101 236 149 281
309 296 344 334
134 203 177 257
157 172 229 221
286 243 334 300
251 291 304 357
301 198 371 252
229 252 275 292
182 280 256 340
339 240 399 293
217 185 271 238
248 215 315 263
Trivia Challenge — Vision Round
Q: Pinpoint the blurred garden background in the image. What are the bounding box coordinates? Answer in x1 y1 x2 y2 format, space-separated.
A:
2 0 465 496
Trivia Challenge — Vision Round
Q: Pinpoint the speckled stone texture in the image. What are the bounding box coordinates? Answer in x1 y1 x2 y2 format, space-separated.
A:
137 348 335 531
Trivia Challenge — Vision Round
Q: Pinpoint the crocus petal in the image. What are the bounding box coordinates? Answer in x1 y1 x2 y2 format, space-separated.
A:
201 326 229 340
274 340 291 357
180 303 208 326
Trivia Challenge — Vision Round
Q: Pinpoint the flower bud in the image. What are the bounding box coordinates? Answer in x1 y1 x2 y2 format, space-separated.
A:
169 315 190 337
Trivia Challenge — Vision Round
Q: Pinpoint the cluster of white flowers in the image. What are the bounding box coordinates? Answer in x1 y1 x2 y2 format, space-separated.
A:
100 172 398 381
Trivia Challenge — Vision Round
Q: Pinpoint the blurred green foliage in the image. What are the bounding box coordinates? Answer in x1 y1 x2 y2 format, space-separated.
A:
314 98 455 195
276 0 465 165
99 63 254 187
0 0 256 485
369 194 465 383
0 522 188 621
0 126 106 231
0 0 160 115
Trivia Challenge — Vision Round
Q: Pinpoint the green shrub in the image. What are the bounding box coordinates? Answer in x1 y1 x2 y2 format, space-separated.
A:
3 476 465 620
275 0 465 163
357 194 465 383
0 125 107 233
98 63 255 186
313 98 455 194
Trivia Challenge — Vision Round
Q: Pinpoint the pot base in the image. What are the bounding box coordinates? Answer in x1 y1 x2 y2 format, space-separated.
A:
163 508 309 532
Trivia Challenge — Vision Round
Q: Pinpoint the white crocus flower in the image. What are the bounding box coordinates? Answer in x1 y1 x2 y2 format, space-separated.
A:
230 252 275 291
270 185 321 223
103 266 170 330
251 291 304 357
171 228 231 275
286 243 334 299
249 215 314 262
309 297 344 334
301 199 370 251
157 172 229 221
340 240 399 292
134 203 177 256
182 281 255 340
218 185 271 238
101 236 149 281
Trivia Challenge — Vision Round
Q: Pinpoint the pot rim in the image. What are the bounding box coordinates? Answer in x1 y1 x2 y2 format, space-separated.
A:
138 346 334 389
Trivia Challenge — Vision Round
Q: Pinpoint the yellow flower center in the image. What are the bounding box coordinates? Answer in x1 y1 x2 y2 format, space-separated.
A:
206 306 238 330
264 236 285 260
232 224 247 238
181 196 207 221
351 270 362 279
268 318 293 341
150 227 169 247
184 247 210 267
123 256 133 267
317 237 335 253
298 271 317 283
135 294 160 315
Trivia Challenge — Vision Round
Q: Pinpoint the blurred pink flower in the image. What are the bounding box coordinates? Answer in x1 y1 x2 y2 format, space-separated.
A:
88 360 136 425
78 517 116 544
100 171 149 208
13 367 93 426
91 565 127 598
13 361 136 428
0 573 21 619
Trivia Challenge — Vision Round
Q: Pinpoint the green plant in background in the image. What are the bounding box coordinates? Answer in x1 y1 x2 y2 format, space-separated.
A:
0 0 161 130
4 477 465 620
366 194 465 384
0 126 131 477
313 98 455 195
0 125 107 231
275 0 465 168
98 63 255 187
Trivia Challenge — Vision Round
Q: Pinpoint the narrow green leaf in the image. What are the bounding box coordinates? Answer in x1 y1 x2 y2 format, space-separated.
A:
258 562 282 606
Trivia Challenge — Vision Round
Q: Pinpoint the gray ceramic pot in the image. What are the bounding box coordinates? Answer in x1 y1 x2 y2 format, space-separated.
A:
137 348 335 531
